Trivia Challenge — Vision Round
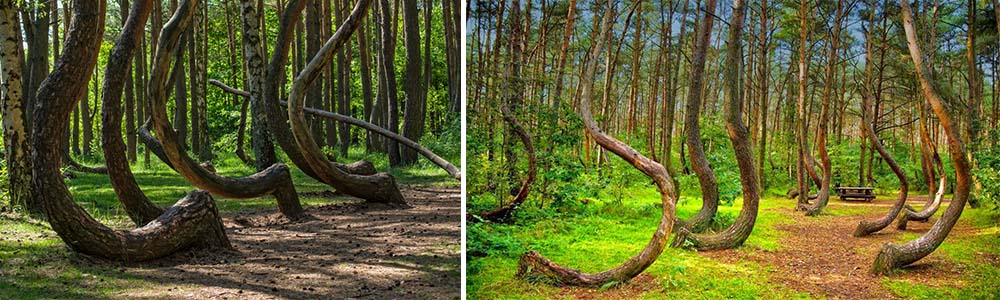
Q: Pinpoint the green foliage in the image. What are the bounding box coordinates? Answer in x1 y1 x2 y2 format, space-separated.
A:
973 143 1000 210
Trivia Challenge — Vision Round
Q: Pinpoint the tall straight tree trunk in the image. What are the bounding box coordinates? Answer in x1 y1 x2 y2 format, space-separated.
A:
0 2 36 213
173 32 188 151
794 0 811 208
379 0 402 165
756 0 771 190
400 0 425 165
190 1 201 158
337 0 352 156
441 0 459 112
359 17 376 152
25 0 50 132
965 0 982 208
82 74 94 157
306 0 324 151
550 0 575 109
241 0 278 171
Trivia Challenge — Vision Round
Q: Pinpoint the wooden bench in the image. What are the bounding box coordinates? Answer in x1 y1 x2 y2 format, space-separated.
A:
836 187 875 202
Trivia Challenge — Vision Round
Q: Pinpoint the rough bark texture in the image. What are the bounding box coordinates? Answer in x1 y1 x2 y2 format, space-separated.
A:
515 4 678 287
0 2 37 213
852 88 908 237
897 151 945 230
873 0 973 275
31 0 230 261
151 0 304 220
286 0 407 207
100 0 165 226
240 0 278 171
379 0 402 166
399 0 425 165
794 0 811 209
670 0 758 251
678 0 720 232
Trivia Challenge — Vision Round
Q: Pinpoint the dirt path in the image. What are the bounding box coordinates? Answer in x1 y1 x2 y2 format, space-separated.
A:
702 197 969 299
115 185 460 300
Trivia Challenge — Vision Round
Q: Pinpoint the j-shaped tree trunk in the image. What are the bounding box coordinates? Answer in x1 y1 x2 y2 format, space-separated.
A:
872 0 973 275
897 141 945 230
286 0 407 207
0 2 37 214
852 87 908 237
261 0 380 182
467 99 535 223
30 0 230 261
100 0 165 226
677 0 720 232
670 0 758 251
514 2 678 287
149 0 304 220
803 0 844 217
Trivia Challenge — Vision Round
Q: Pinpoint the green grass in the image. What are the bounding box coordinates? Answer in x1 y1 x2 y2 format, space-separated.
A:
0 148 456 299
467 185 1000 300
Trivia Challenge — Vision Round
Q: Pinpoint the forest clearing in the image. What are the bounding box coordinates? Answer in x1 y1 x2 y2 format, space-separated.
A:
467 0 1000 299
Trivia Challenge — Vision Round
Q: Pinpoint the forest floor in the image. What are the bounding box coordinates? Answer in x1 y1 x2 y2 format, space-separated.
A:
0 153 461 300
468 187 1000 299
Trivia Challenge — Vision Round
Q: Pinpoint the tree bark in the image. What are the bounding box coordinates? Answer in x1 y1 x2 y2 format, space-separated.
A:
853 87 908 237
670 0 758 250
399 0 425 165
241 0 278 171
151 0 304 220
31 0 230 261
794 0 811 209
515 1 678 286
873 0 974 275
286 0 408 207
678 0 720 232
0 1 36 213
381 0 402 166
100 0 166 226
804 0 844 216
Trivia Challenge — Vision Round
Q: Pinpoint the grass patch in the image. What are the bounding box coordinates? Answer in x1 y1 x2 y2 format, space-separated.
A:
0 149 454 299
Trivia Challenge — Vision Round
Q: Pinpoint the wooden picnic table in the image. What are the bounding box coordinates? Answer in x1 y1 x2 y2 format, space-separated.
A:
835 186 875 202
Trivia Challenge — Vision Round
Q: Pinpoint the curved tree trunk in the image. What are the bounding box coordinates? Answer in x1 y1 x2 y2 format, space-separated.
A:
149 0 304 220
873 0 973 275
677 0 720 233
261 0 381 182
670 0 758 251
897 152 945 230
514 2 679 287
852 88 908 237
30 0 230 261
99 0 165 226
804 0 844 217
467 100 535 223
208 79 459 179
286 0 407 207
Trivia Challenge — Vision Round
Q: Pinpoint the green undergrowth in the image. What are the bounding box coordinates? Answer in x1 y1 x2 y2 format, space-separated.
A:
880 207 1000 300
468 185 803 299
0 149 455 299
468 184 1000 299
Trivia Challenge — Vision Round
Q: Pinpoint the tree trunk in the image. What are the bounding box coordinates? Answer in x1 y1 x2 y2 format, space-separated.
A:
873 0 974 275
516 2 678 286
100 0 165 226
149 0 304 220
794 0 811 209
853 87 908 237
0 2 36 214
550 0 575 108
678 0 720 232
670 0 758 250
380 0 402 166
285 0 408 207
804 0 844 216
399 0 425 165
241 0 278 171
32 0 231 262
